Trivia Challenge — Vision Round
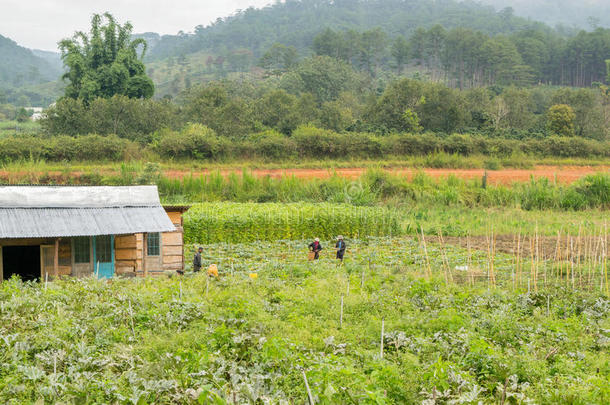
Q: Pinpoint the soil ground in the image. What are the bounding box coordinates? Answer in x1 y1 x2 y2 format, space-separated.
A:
1 165 608 185
157 165 610 184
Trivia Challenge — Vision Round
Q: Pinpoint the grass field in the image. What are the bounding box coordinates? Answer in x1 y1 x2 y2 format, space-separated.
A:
1 237 608 403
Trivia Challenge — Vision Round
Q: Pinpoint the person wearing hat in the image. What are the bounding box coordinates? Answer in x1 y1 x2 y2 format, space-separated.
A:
308 238 323 260
335 236 346 262
193 247 203 272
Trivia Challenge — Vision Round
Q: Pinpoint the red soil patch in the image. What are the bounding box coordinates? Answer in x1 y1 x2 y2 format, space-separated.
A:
163 165 609 185
1 165 607 185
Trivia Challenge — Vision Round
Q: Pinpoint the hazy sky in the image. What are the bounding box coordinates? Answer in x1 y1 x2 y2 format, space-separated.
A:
2 0 274 51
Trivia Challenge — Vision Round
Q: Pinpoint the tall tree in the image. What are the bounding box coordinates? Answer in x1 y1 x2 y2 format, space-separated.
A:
391 36 410 74
59 13 154 102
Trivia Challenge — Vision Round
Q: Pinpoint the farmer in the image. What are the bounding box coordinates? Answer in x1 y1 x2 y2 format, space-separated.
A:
193 247 203 272
308 238 323 260
335 235 346 262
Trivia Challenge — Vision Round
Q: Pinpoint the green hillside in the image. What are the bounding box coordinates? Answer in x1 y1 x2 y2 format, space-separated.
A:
0 34 62 106
145 0 547 61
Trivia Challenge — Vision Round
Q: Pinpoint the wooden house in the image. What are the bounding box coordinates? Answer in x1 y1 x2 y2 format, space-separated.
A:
0 185 188 281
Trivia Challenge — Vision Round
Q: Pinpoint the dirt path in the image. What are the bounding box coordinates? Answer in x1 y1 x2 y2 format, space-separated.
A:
164 165 609 185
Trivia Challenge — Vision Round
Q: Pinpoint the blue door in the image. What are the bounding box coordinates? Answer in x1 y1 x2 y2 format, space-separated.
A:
93 235 115 279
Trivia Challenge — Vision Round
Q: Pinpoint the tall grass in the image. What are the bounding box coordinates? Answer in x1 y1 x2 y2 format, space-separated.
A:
159 170 610 211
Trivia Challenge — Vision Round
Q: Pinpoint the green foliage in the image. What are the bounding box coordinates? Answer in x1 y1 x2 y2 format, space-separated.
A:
0 134 135 162
42 95 177 140
547 104 575 137
59 13 154 102
183 202 401 244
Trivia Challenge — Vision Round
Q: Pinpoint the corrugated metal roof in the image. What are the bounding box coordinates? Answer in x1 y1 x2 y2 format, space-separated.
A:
0 185 162 208
0 207 176 238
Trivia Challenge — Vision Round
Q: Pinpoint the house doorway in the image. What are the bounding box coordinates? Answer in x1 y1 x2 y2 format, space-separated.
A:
2 245 41 281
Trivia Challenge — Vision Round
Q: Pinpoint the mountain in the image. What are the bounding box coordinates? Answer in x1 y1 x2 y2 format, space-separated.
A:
479 0 610 29
0 34 61 89
143 0 549 61
31 49 63 73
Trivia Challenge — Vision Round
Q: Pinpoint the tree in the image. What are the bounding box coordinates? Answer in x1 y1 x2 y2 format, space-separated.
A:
547 104 575 137
391 36 410 74
59 13 154 102
280 56 365 103
259 43 298 75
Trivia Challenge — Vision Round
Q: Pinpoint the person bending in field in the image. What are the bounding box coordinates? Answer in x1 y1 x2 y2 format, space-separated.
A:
193 247 203 272
309 238 323 260
335 235 346 262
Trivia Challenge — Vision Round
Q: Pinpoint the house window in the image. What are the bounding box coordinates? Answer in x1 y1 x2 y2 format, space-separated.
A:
74 237 90 263
147 233 160 256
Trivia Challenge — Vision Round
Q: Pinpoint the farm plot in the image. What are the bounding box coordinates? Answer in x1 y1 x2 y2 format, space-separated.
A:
0 237 608 403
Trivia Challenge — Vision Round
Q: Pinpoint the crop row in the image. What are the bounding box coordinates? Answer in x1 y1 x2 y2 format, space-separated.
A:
183 202 401 244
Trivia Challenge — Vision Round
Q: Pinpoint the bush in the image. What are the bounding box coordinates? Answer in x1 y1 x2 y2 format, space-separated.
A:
0 134 133 162
155 124 228 159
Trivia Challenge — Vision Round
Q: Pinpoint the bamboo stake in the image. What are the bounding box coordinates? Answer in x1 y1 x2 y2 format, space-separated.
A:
566 235 572 287
602 221 610 295
570 236 575 289
516 231 522 288
554 231 561 281
361 270 365 291
380 317 385 359
420 226 431 278
577 225 582 289
467 234 474 287
128 300 136 339
302 370 314 405
486 230 492 289
534 222 540 292
438 229 451 284
492 228 497 289
530 236 535 293
340 295 344 328
511 233 516 289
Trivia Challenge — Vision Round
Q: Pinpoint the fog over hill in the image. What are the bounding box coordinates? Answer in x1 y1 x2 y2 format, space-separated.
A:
479 0 610 29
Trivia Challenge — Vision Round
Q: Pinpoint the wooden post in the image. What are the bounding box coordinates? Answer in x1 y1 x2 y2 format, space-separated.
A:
142 233 148 277
54 238 60 278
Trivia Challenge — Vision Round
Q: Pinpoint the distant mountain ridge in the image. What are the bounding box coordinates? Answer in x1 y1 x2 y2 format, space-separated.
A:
0 34 61 89
479 0 610 29
142 0 550 61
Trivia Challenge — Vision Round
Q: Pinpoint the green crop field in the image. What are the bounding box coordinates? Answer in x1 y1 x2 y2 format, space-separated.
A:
1 234 608 403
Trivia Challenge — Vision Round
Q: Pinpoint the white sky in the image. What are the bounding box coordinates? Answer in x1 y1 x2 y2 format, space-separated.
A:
1 0 275 51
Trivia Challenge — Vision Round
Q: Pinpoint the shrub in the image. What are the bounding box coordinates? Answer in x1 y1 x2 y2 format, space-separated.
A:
155 124 227 159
